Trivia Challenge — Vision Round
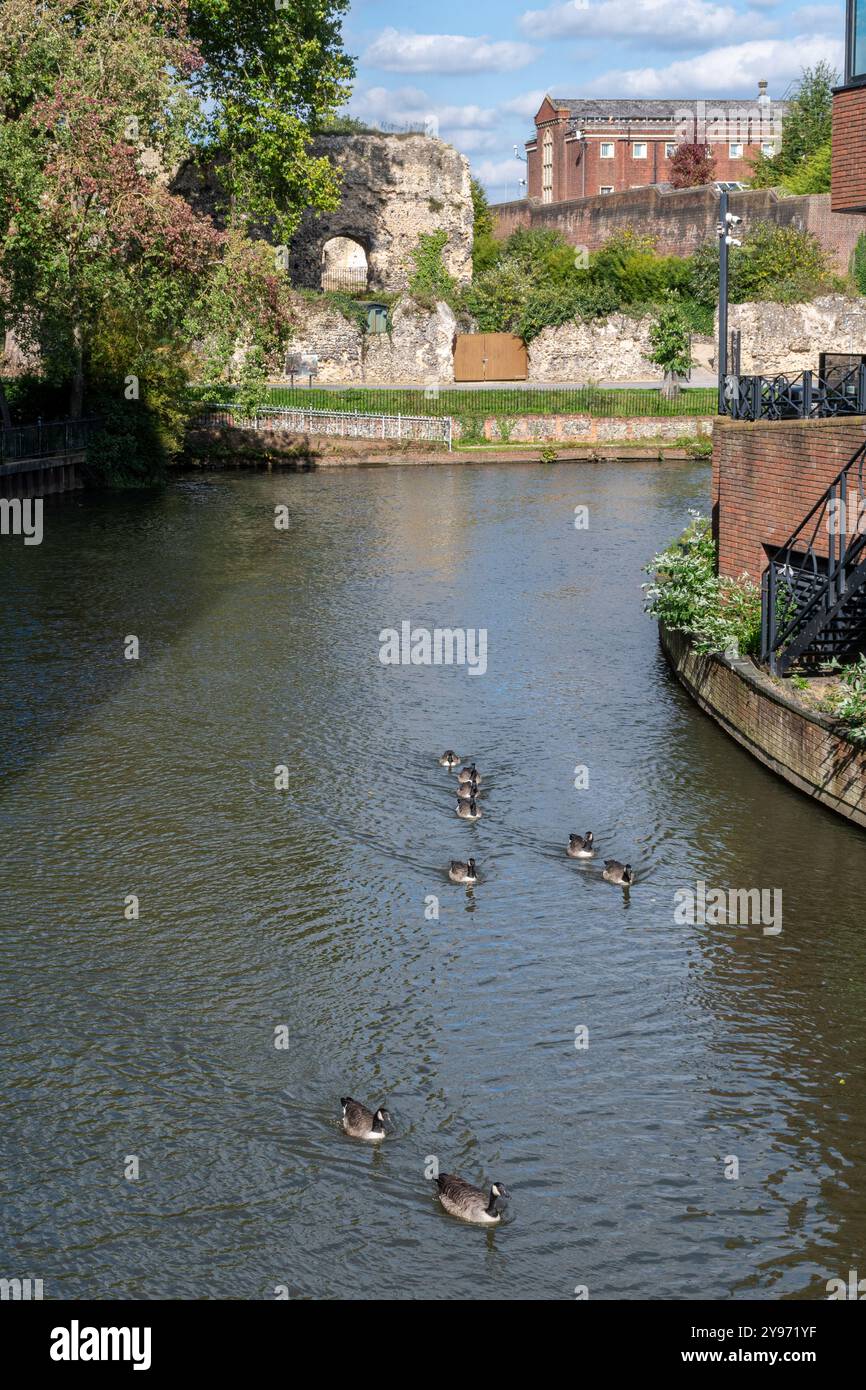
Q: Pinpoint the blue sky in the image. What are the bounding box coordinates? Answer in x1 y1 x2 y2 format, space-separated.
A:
341 0 845 200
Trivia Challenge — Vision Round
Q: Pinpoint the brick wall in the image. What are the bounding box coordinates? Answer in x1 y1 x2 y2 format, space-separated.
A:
529 120 769 202
832 85 866 214
660 623 866 828
491 186 866 275
711 417 866 581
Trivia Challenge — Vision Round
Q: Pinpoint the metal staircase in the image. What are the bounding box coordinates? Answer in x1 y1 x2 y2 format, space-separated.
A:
761 436 866 674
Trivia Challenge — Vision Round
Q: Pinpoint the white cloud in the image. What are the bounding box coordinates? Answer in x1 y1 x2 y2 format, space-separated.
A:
350 86 499 131
364 28 539 74
500 90 548 118
584 33 844 96
520 0 774 48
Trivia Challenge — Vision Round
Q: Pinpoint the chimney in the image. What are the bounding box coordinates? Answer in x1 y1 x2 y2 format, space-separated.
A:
758 79 770 104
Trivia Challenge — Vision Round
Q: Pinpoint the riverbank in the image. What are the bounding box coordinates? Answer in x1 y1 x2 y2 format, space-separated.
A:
659 622 866 829
184 418 712 468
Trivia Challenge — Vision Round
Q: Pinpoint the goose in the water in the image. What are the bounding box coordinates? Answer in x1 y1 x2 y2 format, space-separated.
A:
340 1097 390 1141
456 780 479 802
456 798 481 820
435 1173 509 1225
603 860 633 887
457 763 481 785
448 857 478 885
567 832 595 859
439 751 461 768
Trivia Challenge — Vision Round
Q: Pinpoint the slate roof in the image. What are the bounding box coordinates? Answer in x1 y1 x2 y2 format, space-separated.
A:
548 97 786 123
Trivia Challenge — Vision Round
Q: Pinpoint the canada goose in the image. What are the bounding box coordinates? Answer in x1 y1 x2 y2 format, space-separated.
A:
340 1097 390 1141
435 1173 509 1225
567 832 595 859
439 751 461 768
448 857 478 885
456 798 481 820
457 763 481 785
456 780 479 801
603 860 634 887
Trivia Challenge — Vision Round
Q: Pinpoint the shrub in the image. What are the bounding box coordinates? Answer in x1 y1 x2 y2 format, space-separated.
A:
834 656 866 743
853 234 866 296
644 513 761 656
408 231 458 308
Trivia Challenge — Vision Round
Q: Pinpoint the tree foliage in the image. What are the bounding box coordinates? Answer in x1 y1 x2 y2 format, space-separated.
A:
187 0 354 241
750 63 836 191
0 0 352 478
669 142 717 190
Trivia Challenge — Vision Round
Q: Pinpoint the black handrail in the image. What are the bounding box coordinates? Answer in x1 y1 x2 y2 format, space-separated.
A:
0 416 101 465
722 365 866 421
761 434 866 673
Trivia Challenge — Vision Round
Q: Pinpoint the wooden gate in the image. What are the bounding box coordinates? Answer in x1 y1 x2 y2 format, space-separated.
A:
453 333 527 382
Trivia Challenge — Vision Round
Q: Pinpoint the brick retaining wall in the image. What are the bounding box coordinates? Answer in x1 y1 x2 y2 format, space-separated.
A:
659 623 866 828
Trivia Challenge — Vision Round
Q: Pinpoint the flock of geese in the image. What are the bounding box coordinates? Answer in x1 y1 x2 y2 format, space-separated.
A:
440 748 635 891
338 747 635 1228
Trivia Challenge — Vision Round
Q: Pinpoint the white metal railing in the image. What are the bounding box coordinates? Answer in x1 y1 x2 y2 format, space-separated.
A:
200 404 453 451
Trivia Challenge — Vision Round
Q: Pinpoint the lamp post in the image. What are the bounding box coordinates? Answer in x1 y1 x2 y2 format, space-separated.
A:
717 189 743 415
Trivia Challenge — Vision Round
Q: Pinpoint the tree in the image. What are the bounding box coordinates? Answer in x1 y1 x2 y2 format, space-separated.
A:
187 0 355 241
470 177 500 274
0 1 354 479
669 142 717 189
648 295 693 399
750 63 837 191
0 1 222 424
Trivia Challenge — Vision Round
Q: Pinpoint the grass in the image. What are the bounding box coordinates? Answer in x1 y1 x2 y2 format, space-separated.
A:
191 383 717 420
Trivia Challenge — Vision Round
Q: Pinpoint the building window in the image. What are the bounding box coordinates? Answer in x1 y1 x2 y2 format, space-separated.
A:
665 142 677 158
729 142 744 158
600 142 614 158
760 141 776 157
599 185 614 194
632 142 647 158
542 131 553 204
847 0 866 82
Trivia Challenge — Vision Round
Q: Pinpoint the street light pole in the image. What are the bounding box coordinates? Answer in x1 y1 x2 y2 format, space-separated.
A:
718 189 728 416
717 189 743 416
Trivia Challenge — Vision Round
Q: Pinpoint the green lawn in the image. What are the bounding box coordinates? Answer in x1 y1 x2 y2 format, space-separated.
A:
192 383 717 419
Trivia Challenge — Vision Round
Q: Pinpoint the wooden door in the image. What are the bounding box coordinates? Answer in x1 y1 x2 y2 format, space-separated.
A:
453 333 527 382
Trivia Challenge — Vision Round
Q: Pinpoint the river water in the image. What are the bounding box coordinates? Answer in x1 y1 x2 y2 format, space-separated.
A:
1 461 864 1301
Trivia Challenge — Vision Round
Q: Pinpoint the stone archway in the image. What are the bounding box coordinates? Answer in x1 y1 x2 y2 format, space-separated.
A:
320 235 369 293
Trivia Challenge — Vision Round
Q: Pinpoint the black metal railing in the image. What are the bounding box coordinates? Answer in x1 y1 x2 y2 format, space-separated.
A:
0 416 101 465
723 365 866 421
320 269 369 294
761 434 866 673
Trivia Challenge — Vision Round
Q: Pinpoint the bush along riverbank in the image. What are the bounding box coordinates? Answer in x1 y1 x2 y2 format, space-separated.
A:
645 513 866 745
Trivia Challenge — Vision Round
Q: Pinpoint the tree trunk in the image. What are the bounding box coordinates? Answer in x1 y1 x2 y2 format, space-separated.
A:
661 370 680 401
69 324 84 419
0 325 12 429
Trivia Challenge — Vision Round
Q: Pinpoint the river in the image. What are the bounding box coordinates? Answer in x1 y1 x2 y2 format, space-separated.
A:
1 460 864 1300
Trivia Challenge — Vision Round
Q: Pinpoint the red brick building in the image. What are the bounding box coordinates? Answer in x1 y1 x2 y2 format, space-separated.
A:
831 0 866 212
525 87 785 203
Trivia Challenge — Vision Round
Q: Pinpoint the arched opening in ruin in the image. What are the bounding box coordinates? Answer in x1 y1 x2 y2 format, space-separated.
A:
321 235 369 294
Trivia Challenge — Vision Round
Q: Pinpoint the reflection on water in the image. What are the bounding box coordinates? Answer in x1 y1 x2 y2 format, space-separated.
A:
1 461 864 1300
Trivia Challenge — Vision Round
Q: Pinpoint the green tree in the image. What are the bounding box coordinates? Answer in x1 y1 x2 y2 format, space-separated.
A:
750 63 836 190
187 0 355 241
470 177 500 274
647 295 693 399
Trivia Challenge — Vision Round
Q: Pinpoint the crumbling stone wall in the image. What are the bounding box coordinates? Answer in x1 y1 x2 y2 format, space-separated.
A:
725 295 866 374
284 294 459 384
289 134 473 293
